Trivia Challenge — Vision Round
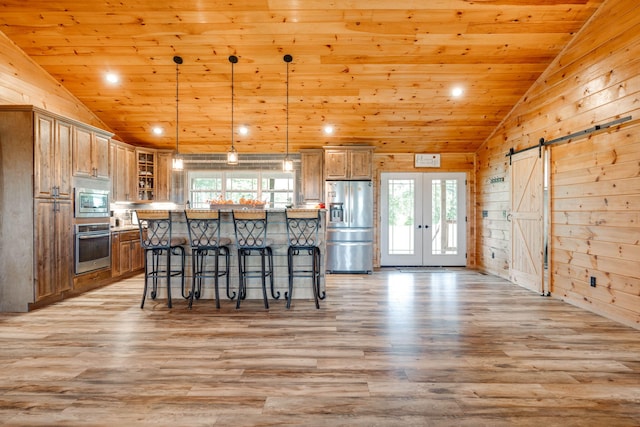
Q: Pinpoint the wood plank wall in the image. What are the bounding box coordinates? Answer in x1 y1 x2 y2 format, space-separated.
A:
552 125 640 327
0 32 111 131
372 153 476 268
475 0 640 328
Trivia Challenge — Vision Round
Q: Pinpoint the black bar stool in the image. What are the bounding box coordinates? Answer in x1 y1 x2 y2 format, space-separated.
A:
184 209 232 309
285 209 325 309
232 209 280 309
136 210 187 309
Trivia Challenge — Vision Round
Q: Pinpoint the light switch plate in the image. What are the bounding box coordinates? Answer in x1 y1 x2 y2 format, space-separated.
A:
415 153 441 167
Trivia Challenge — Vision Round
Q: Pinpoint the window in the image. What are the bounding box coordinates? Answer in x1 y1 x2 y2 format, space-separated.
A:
189 171 223 207
226 172 259 203
188 170 294 209
262 173 294 208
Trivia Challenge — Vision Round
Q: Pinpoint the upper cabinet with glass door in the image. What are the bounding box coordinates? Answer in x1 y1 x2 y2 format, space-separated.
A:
136 149 155 201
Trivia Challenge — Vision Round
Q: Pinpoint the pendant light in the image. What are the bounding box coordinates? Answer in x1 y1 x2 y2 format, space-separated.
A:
282 54 293 172
172 55 184 170
227 55 239 165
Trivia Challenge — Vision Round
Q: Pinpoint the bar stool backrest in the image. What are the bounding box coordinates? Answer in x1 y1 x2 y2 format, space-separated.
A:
184 209 224 249
233 210 268 249
285 209 321 249
136 210 172 249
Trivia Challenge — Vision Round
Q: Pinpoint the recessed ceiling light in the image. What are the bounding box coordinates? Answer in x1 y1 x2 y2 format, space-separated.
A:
152 127 163 135
451 86 464 97
323 124 334 135
238 125 249 136
105 73 120 84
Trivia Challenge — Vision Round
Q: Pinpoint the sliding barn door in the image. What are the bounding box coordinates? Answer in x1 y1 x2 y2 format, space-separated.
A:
510 149 545 293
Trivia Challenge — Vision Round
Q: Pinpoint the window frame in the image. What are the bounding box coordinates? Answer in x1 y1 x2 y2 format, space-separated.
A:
187 169 295 209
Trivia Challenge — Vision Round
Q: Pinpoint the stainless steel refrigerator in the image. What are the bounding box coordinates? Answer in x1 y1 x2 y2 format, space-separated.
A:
325 181 373 273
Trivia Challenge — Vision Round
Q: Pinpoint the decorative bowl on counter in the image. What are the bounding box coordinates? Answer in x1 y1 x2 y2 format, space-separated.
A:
209 203 265 210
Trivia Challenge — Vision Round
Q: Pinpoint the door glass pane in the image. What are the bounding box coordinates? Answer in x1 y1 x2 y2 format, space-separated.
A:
431 179 458 255
387 179 415 255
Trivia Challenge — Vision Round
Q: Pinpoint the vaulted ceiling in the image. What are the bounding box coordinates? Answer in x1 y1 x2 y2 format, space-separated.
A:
0 0 605 154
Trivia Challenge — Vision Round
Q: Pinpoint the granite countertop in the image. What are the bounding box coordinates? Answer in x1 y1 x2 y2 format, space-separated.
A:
110 225 139 232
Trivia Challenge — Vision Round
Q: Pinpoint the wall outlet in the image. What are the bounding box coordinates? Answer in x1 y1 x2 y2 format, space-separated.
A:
590 276 596 287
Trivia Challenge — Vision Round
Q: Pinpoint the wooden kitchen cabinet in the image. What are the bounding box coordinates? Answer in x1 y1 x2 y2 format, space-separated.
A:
33 113 73 199
324 146 373 180
125 149 137 199
131 239 144 271
110 142 137 202
300 149 324 204
155 151 173 202
0 106 115 312
111 230 144 279
34 199 73 301
72 125 110 180
111 232 121 277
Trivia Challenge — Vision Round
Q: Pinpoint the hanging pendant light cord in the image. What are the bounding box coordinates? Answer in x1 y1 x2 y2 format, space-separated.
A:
283 54 292 169
286 59 289 158
172 55 183 170
231 60 234 151
175 59 179 154
227 55 239 165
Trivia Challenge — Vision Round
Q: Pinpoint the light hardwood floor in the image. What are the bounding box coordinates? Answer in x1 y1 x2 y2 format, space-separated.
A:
0 269 639 426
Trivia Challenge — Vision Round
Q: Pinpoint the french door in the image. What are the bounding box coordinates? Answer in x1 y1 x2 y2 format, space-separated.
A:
380 172 467 266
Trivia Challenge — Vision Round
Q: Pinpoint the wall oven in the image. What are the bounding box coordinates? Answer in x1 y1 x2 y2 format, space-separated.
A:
75 188 109 218
75 223 111 274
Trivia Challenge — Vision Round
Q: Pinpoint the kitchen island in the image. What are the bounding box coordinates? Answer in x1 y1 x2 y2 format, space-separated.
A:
138 209 326 306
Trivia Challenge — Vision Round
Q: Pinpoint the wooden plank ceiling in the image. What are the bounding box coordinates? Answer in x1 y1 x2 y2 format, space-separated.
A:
0 0 605 154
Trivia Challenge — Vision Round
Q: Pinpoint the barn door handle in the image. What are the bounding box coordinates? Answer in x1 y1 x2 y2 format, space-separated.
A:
506 213 512 222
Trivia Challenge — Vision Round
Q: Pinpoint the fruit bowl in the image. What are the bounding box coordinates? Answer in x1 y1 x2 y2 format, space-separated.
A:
209 203 265 210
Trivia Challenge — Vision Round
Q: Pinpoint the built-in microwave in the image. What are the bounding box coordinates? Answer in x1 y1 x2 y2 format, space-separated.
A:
74 188 110 218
